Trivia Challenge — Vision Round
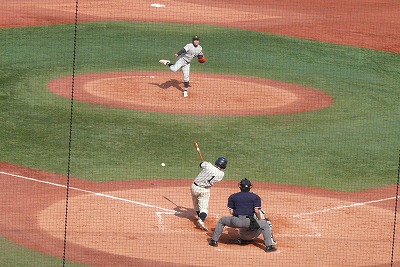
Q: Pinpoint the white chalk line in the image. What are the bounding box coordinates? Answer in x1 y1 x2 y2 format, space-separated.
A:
292 196 396 218
0 171 176 214
2 171 395 237
1 171 181 231
290 195 396 238
278 218 322 238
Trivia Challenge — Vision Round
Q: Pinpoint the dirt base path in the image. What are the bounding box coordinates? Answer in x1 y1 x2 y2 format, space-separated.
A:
1 163 398 266
1 0 399 53
1 0 399 265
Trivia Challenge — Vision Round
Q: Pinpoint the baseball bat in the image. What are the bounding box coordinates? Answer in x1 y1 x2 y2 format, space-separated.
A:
163 196 179 207
193 141 205 161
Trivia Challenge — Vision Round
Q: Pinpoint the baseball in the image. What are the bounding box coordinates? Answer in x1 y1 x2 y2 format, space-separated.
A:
161 163 166 167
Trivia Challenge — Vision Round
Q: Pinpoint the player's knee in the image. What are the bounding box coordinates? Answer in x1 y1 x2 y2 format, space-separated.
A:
169 66 178 72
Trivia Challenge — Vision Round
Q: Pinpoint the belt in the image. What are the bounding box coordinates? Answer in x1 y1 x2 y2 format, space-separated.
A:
193 182 210 189
234 215 252 218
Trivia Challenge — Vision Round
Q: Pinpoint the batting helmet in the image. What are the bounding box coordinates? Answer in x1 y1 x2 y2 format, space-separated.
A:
192 35 200 41
239 178 252 191
215 157 227 169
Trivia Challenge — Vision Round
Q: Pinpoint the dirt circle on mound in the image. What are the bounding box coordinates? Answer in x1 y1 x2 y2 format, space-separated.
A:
48 71 333 116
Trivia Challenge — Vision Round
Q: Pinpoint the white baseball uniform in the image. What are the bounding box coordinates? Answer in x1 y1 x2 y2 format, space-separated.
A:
169 43 203 85
191 161 224 215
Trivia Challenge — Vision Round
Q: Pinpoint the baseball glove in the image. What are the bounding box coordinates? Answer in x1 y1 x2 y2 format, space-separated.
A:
198 56 206 64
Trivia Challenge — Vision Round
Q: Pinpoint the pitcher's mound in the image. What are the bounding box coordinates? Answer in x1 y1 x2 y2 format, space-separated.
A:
48 71 333 116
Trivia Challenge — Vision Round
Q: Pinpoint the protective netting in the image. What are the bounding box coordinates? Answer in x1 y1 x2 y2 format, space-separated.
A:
0 0 399 266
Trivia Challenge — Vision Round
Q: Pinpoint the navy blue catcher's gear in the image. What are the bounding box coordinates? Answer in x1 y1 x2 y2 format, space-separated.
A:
239 178 252 190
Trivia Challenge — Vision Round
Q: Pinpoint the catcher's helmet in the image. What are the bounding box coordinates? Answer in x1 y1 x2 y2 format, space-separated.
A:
215 157 227 169
239 178 252 191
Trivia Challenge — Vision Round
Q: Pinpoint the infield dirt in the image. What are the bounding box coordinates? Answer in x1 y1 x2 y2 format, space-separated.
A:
1 0 399 265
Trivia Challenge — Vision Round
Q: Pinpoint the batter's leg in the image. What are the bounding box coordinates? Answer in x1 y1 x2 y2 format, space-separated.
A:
197 188 210 219
191 184 200 212
184 81 189 89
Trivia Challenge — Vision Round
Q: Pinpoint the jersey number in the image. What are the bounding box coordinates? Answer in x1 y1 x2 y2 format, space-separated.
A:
208 176 215 183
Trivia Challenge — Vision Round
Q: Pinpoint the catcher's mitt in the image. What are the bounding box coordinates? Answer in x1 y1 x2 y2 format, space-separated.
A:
198 56 206 64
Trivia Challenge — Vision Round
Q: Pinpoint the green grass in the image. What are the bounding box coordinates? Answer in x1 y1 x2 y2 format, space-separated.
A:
0 20 399 267
0 21 399 191
0 236 86 266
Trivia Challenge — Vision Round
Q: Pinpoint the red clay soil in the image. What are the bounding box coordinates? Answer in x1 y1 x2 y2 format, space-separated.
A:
48 71 333 116
1 0 399 266
0 0 399 53
1 162 399 266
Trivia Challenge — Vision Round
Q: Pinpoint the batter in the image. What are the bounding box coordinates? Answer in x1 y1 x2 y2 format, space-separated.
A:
191 157 227 231
159 35 204 97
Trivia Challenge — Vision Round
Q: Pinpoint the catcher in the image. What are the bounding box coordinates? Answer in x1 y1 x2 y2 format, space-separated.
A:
209 178 277 252
159 35 206 97
232 209 277 246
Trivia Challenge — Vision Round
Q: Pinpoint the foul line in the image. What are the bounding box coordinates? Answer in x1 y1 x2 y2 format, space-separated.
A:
0 171 176 213
293 196 396 218
2 171 395 220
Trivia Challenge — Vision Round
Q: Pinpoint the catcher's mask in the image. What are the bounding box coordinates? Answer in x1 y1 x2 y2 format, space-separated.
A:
239 178 252 191
215 157 227 169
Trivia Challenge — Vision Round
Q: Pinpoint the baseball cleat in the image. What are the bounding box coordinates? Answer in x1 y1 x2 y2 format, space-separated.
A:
209 239 218 247
266 245 277 253
230 238 252 245
159 59 170 65
183 90 188 97
197 218 208 231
